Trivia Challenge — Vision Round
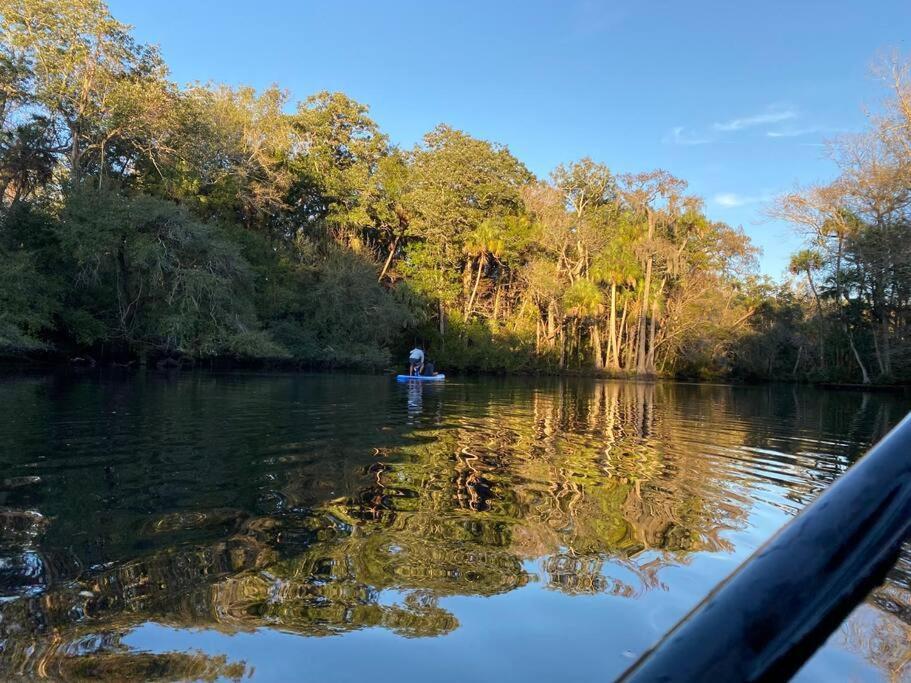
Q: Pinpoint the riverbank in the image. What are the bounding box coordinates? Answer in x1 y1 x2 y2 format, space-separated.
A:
4 357 910 393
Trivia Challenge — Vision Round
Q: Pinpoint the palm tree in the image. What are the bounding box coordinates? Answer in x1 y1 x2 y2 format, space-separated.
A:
591 240 641 370
463 219 505 319
789 249 826 371
563 279 604 368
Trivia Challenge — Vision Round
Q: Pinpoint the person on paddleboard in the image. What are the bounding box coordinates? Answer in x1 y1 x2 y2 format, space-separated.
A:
409 346 425 376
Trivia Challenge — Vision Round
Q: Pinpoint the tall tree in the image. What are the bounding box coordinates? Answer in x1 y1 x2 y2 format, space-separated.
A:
619 170 687 375
403 125 532 334
0 0 166 181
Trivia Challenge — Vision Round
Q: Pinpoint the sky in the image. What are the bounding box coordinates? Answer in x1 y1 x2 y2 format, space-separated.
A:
108 0 911 277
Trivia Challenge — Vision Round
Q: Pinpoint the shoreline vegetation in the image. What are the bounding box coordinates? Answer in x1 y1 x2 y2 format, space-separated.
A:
1 0 910 385
4 362 911 396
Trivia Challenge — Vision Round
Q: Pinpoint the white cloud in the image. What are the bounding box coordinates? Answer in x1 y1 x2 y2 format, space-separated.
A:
664 126 711 145
766 128 815 138
714 193 750 207
713 192 773 208
767 125 842 138
714 107 796 132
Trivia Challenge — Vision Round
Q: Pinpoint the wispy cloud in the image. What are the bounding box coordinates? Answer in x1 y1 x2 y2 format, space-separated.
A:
666 104 805 146
713 192 773 208
766 125 842 138
663 126 711 146
714 107 796 132
667 103 834 151
766 128 815 138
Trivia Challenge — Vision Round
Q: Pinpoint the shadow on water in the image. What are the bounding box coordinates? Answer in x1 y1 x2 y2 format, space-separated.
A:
0 373 908 681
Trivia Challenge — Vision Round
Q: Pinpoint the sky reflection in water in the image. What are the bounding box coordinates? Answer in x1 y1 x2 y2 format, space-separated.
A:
0 373 908 681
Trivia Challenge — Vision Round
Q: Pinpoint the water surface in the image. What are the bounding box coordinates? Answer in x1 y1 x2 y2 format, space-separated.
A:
0 373 909 681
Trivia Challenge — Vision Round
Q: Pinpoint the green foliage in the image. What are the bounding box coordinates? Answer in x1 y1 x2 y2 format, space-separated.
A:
426 318 546 373
56 187 284 358
8 0 904 382
290 91 389 235
0 202 59 354
163 85 295 231
267 241 414 368
402 125 532 307
761 68 911 384
0 247 55 352
563 279 603 318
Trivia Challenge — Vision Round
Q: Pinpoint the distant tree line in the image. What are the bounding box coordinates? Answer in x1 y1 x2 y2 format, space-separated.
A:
1 0 909 382
742 59 911 384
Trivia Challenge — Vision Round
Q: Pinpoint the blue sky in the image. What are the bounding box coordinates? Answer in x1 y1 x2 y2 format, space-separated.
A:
108 0 911 276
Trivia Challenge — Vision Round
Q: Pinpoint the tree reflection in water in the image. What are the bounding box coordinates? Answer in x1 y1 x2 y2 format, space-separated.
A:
0 374 908 680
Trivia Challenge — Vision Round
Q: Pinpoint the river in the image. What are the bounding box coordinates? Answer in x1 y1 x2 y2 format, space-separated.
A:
0 373 909 681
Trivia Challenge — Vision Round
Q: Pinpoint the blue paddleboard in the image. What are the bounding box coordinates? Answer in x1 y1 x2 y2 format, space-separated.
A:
396 374 445 382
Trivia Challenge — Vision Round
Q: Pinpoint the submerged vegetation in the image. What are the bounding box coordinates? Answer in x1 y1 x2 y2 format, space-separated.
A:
1 0 910 381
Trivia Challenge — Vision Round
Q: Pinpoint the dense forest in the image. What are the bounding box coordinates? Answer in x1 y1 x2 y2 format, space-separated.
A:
1 0 909 382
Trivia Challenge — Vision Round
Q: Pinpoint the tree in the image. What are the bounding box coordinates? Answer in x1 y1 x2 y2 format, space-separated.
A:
789 249 826 368
369 152 411 282
0 0 166 181
57 187 283 360
164 85 294 233
0 244 56 353
289 91 390 246
619 171 687 375
403 125 532 334
0 117 56 208
0 0 792 378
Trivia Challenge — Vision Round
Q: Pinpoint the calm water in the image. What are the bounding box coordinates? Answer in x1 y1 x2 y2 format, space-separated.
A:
0 373 909 682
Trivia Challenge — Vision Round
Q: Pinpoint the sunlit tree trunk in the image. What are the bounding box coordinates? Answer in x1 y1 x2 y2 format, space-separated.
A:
547 301 558 348
615 301 628 369
878 298 892 376
846 327 870 384
646 298 658 373
377 234 399 282
625 312 637 371
803 268 826 370
872 324 885 376
882 317 892 376
462 260 473 315
466 253 485 319
791 345 803 377
833 235 871 384
636 210 655 375
559 325 566 368
592 322 603 369
69 124 81 183
607 282 619 370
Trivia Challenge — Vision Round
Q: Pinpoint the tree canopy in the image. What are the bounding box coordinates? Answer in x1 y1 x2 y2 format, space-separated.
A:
1 0 909 382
